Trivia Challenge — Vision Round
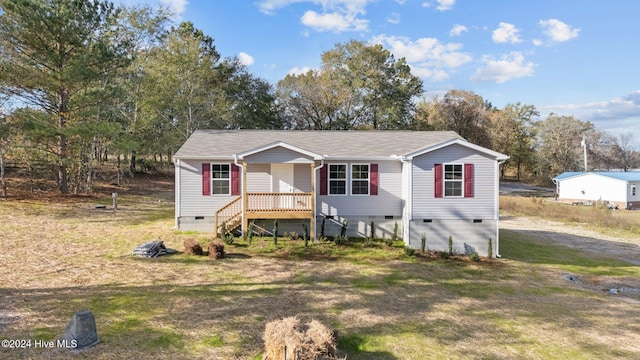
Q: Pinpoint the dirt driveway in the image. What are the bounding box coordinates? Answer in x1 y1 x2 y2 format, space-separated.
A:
500 216 640 265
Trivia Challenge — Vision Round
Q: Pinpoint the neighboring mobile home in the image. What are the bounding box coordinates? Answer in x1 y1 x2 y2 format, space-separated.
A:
553 172 640 210
173 130 509 256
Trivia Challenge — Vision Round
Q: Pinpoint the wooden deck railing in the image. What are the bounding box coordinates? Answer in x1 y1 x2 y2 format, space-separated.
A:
215 193 313 235
247 192 312 212
214 196 242 235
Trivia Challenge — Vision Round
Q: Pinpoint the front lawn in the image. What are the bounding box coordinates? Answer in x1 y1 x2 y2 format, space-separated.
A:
1 193 639 359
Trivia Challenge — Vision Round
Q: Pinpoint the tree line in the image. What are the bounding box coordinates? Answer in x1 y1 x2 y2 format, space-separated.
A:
0 0 638 196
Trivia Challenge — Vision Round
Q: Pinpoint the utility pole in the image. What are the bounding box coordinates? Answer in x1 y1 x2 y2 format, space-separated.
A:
581 134 588 172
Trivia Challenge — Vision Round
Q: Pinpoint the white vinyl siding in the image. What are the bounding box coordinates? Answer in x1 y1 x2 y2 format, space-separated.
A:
177 160 238 218
319 160 402 216
411 144 495 219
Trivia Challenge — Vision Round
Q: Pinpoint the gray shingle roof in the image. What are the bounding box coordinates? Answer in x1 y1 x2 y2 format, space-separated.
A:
174 129 465 159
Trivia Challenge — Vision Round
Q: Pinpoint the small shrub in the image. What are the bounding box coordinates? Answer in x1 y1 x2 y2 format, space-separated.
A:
364 237 376 248
320 217 326 239
370 221 375 239
273 220 278 245
392 222 398 241
302 223 309 246
438 250 450 259
421 233 427 253
404 246 415 256
247 221 255 246
384 238 393 246
448 235 453 256
220 221 227 240
488 238 493 260
469 252 480 262
288 232 300 241
340 219 348 237
335 235 350 245
223 234 234 245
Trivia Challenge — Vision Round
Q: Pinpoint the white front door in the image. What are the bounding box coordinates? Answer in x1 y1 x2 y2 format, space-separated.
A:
271 164 294 208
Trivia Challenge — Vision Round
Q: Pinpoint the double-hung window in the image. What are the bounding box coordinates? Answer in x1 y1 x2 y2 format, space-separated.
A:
444 164 463 197
329 164 347 195
211 164 230 195
351 164 369 195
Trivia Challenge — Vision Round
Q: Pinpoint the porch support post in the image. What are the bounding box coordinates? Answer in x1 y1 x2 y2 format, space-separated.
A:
242 162 248 239
310 162 316 241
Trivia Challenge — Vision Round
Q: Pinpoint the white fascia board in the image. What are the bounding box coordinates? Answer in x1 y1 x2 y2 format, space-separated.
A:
237 141 323 160
403 138 509 161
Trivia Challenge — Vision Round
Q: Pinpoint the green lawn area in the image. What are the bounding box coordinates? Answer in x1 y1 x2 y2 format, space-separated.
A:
1 194 639 359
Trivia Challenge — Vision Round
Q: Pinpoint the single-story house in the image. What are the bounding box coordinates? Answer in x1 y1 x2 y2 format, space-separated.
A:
173 130 509 256
553 171 640 210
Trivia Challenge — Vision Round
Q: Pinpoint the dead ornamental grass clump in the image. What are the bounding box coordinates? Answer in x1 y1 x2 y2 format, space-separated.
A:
208 240 225 259
263 317 340 360
183 237 203 255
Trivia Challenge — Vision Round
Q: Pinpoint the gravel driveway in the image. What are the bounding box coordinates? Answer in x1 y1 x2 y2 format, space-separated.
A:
500 215 640 265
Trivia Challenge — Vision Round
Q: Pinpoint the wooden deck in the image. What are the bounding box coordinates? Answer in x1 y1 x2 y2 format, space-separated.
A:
215 193 313 235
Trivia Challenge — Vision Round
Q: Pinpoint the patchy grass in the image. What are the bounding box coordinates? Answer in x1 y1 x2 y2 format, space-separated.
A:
1 183 640 359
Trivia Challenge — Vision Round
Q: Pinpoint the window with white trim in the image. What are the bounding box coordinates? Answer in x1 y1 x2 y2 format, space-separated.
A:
444 164 463 197
211 164 230 195
351 164 369 195
329 164 347 195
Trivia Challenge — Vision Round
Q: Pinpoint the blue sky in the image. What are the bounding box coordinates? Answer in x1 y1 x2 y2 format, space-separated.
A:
124 0 639 137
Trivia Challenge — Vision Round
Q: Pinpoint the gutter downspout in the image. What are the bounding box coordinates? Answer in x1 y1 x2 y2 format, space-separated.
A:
396 155 412 245
174 158 180 229
495 158 508 258
234 154 244 237
313 156 326 243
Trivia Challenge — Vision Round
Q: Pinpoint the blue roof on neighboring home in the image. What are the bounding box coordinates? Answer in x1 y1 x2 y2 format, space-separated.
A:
554 171 640 181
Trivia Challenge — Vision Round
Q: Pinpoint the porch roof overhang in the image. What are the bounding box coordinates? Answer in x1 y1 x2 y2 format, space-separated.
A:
235 141 325 161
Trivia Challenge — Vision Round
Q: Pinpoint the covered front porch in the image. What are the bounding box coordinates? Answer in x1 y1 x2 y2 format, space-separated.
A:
214 141 323 238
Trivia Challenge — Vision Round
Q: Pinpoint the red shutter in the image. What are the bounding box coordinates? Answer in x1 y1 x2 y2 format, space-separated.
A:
320 165 327 195
231 164 240 195
202 163 211 196
370 164 378 195
464 163 474 198
434 164 443 198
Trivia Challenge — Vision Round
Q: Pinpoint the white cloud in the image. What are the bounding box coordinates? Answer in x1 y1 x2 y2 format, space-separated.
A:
470 52 535 83
492 22 522 44
160 0 188 17
257 0 371 32
541 91 640 135
371 34 472 81
238 52 254 66
532 39 544 46
449 24 467 37
421 0 454 10
387 12 401 25
301 10 368 32
539 19 580 43
288 66 313 76
436 0 455 11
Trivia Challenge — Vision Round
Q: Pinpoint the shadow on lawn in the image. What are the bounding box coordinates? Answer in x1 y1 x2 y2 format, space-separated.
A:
3 247 640 359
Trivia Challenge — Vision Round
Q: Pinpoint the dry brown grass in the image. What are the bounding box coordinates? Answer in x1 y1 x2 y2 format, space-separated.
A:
1 174 640 359
500 195 640 236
